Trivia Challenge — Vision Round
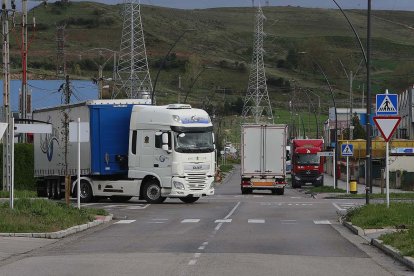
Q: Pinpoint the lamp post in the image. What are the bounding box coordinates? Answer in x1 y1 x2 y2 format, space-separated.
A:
302 89 320 138
331 0 371 203
151 29 195 105
183 66 212 104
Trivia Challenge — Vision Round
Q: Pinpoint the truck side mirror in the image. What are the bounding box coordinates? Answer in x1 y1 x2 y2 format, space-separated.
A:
162 132 171 153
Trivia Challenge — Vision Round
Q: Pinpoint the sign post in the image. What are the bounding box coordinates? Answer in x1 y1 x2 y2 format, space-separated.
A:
375 90 400 208
69 120 89 209
341 143 354 194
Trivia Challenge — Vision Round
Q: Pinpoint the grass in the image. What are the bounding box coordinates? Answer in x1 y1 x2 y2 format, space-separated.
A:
381 229 414 258
345 202 414 258
219 164 234 173
0 199 108 233
345 203 414 229
0 190 37 198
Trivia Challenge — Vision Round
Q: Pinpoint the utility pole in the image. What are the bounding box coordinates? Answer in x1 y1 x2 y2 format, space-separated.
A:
366 0 372 202
242 6 273 124
64 75 71 206
56 24 66 78
349 71 353 139
2 0 15 191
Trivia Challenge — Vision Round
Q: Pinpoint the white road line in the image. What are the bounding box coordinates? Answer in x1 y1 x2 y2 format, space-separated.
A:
215 219 232 223
332 202 346 211
105 205 126 209
290 197 302 199
248 219 265 224
188 259 197 266
215 222 223 231
281 220 297 224
114 220 136 224
146 222 165 224
194 253 201 258
126 204 150 210
314 220 331 225
224 201 241 220
253 195 263 198
202 242 208 246
151 218 168 221
198 245 206 250
181 219 200 223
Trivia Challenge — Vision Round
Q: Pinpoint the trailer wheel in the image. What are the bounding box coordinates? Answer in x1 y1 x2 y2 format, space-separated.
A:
47 181 53 199
79 181 94 203
110 196 132 202
179 196 199 204
142 180 166 204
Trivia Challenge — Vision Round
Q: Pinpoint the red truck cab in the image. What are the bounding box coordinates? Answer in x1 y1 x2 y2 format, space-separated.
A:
291 139 324 188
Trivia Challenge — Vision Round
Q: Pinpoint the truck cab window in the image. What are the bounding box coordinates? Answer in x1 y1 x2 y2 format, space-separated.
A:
155 133 162 149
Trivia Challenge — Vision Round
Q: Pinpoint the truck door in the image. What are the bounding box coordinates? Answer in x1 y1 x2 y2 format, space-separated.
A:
153 131 173 187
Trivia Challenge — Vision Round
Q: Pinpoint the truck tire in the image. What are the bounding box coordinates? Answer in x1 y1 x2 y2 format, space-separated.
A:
47 181 53 199
80 181 94 203
53 181 62 200
273 188 284 195
179 196 199 204
142 180 166 204
110 196 132 202
291 178 301 189
241 188 252 194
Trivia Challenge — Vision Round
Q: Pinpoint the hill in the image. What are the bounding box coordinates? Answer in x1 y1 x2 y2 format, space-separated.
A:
6 2 414 139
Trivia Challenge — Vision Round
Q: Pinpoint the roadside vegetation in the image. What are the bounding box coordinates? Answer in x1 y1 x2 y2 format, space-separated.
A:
331 192 414 199
308 186 346 193
0 199 107 233
345 203 414 257
0 190 37 198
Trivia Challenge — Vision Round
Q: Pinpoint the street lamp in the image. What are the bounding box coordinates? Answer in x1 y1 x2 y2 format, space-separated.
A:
331 0 371 203
183 66 212 104
151 29 195 105
302 89 320 138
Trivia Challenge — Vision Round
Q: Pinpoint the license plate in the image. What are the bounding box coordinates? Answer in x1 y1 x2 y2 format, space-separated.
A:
193 193 201 197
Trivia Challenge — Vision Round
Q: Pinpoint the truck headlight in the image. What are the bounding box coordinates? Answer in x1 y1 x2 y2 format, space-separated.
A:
316 175 323 181
295 176 301 181
173 181 185 190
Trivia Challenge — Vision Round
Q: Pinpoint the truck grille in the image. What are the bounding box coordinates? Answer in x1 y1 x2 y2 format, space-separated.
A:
186 173 207 190
298 170 319 179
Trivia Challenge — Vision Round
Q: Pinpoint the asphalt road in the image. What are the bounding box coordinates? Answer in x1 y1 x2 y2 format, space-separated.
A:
0 165 413 276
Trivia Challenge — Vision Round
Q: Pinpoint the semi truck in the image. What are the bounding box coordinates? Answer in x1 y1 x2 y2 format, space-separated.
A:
240 124 288 195
290 139 324 188
33 100 216 204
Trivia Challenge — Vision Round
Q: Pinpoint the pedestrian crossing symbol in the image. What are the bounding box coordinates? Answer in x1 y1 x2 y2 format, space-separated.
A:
376 94 398 115
341 144 353 157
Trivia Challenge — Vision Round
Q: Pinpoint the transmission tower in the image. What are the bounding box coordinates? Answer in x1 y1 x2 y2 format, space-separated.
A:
56 24 66 78
242 6 274 124
114 0 152 100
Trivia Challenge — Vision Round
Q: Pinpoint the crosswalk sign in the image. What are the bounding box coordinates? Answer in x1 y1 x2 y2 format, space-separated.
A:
376 94 398 115
341 144 353 157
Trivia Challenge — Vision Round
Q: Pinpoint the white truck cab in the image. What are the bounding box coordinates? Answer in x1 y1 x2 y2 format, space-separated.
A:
129 104 216 203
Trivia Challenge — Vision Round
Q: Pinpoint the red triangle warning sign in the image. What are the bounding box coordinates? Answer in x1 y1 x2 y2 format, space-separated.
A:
373 116 401 142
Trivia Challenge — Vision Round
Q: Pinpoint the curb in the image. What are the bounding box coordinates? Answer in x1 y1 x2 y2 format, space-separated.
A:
341 219 414 270
0 214 113 239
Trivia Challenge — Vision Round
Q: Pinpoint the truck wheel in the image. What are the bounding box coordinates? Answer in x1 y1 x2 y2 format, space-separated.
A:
110 196 132 202
53 181 62 200
291 179 301 189
47 181 53 199
179 196 199 204
143 180 166 204
80 181 94 203
241 188 252 194
274 188 284 195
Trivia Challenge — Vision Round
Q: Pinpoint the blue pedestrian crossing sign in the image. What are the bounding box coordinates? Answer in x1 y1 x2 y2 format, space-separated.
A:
341 144 353 157
376 94 398 115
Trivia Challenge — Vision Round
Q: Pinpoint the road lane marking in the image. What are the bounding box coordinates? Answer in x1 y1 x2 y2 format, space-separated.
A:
198 245 206 250
181 219 200 223
332 202 346 211
215 219 232 223
194 253 201 258
214 222 223 231
248 219 265 224
202 242 208 246
224 201 241 220
188 259 197 265
314 220 331 225
114 220 136 224
126 204 150 210
281 220 297 224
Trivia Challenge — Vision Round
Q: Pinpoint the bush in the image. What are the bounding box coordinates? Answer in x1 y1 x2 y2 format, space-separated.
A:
0 143 35 191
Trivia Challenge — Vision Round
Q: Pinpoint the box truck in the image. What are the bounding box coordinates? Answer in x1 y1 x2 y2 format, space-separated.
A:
240 124 288 195
33 100 216 204
290 139 324 188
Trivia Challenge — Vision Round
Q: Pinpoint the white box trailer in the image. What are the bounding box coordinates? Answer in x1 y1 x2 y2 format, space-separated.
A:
240 124 288 195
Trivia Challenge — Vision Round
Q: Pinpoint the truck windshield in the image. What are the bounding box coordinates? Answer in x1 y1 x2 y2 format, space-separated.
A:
296 154 320 165
174 132 214 153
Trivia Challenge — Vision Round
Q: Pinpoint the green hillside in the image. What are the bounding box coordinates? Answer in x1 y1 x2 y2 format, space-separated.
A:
7 2 414 141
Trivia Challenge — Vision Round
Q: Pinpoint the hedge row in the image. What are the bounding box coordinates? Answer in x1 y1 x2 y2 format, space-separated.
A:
0 144 35 191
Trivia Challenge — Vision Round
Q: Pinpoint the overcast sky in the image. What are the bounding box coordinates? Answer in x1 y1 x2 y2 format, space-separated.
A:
20 0 414 11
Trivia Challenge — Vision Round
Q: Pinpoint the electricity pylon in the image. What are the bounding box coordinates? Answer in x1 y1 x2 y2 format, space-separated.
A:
242 5 274 124
113 0 152 100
